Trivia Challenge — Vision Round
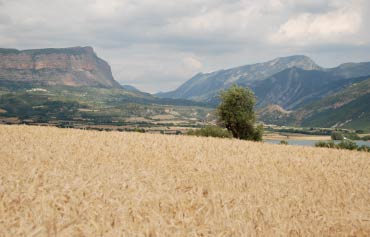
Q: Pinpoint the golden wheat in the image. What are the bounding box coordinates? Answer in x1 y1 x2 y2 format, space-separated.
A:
0 125 369 236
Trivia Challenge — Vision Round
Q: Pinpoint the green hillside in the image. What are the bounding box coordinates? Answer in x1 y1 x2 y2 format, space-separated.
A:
257 78 370 130
301 93 370 131
298 78 370 130
0 81 212 128
299 77 370 114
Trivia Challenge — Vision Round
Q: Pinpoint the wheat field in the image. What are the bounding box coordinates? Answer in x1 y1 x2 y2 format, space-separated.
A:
0 125 369 236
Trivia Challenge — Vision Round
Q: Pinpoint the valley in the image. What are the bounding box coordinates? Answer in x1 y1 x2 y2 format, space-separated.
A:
1 46 370 133
0 82 213 133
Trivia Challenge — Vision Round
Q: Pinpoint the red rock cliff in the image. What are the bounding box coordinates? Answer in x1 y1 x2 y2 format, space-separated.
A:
0 46 121 88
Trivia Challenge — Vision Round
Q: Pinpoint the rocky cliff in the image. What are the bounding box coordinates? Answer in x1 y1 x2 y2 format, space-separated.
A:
0 46 121 88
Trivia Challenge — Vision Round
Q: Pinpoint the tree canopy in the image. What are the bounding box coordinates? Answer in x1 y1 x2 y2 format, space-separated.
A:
217 85 263 141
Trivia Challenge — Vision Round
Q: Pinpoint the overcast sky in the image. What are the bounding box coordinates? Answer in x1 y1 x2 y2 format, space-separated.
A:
0 0 369 92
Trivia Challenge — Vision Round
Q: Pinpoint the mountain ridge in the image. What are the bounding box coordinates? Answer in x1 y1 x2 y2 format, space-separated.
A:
157 55 321 101
157 56 370 105
251 67 370 110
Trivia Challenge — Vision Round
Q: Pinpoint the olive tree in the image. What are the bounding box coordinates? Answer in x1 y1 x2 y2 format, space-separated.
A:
217 85 263 141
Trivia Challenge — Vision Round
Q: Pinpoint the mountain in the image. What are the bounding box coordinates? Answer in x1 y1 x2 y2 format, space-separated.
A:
121 85 141 92
326 62 370 79
251 68 369 110
158 56 370 107
257 105 295 126
0 46 121 88
259 77 370 130
158 55 370 129
298 77 370 130
157 55 321 102
301 93 370 130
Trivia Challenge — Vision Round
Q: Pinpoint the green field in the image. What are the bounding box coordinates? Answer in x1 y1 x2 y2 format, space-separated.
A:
0 81 213 131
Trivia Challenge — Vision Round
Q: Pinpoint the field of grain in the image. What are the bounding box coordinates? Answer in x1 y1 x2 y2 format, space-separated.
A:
0 125 370 236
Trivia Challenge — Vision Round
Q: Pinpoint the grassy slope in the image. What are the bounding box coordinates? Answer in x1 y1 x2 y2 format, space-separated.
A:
1 125 369 236
257 78 370 129
302 93 370 130
300 77 370 115
299 78 370 130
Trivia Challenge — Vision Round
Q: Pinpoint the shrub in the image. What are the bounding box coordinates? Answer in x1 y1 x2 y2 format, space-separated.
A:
252 124 264 142
280 140 288 145
315 141 327 148
133 128 145 133
187 126 232 138
315 140 370 152
361 135 370 141
315 141 336 148
337 140 358 150
357 145 370 152
331 131 344 140
328 141 337 148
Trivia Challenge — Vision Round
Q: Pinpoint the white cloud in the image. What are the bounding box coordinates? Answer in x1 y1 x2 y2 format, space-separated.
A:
271 8 362 45
183 57 203 70
89 0 128 18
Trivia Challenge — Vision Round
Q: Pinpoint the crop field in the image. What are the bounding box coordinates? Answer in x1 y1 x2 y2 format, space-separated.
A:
0 83 213 130
0 125 370 236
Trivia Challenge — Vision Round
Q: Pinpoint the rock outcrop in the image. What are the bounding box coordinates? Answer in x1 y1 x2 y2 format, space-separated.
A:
0 46 121 88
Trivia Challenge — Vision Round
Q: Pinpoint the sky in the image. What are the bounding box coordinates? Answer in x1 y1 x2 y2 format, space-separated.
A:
0 0 369 93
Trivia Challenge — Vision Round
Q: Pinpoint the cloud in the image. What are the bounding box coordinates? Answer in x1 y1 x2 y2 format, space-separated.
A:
0 0 369 92
287 0 333 13
271 8 362 45
89 0 127 18
183 57 203 70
